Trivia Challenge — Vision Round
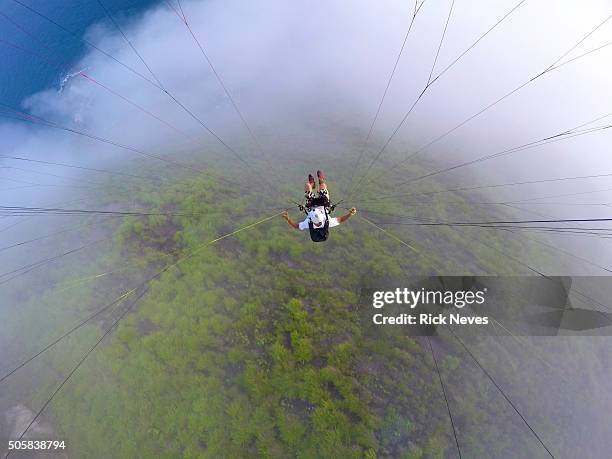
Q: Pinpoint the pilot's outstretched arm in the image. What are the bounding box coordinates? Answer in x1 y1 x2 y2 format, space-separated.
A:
281 211 300 229
338 208 357 224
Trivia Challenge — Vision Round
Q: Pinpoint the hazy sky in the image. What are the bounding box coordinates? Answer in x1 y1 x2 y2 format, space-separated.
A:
4 1 612 169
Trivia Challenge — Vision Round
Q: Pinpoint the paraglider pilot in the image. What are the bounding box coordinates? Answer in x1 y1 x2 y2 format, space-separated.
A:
281 170 357 242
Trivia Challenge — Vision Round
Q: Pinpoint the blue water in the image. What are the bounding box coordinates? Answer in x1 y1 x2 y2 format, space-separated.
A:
0 0 159 106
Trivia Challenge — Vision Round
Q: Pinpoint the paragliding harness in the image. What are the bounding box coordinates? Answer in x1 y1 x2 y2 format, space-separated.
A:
297 196 340 243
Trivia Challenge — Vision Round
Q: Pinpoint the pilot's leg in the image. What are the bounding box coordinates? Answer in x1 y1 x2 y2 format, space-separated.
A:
317 170 329 202
305 174 316 206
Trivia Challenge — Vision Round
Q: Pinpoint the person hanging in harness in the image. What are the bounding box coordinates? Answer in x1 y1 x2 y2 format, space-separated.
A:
281 170 357 242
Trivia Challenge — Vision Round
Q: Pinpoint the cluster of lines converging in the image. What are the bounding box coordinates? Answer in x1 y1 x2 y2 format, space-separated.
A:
1 1 612 457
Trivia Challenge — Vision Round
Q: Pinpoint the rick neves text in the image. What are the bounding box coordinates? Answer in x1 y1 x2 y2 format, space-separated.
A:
372 313 489 325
